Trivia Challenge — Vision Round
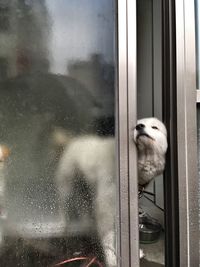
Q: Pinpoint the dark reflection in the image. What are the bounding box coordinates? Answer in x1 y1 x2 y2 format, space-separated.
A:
0 4 10 32
0 1 50 79
0 0 116 266
68 54 115 136
68 54 115 118
16 0 50 74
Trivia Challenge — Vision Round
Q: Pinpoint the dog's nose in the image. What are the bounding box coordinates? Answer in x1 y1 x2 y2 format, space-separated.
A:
136 124 145 131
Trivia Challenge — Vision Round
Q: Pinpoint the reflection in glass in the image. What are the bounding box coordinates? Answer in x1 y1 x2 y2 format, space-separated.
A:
0 1 116 266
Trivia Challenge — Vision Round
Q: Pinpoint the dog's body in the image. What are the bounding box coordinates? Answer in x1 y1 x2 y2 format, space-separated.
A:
56 118 167 266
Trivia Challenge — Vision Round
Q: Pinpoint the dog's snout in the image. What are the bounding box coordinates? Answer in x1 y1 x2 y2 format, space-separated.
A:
136 124 145 131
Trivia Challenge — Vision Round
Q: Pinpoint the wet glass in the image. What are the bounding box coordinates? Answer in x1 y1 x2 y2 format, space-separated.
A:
0 1 116 266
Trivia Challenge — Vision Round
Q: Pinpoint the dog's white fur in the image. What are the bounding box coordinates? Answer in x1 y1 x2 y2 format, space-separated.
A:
134 117 168 185
56 118 167 266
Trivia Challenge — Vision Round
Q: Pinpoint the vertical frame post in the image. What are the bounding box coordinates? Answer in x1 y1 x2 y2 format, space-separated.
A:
118 0 139 266
163 0 180 266
175 0 199 266
127 0 139 266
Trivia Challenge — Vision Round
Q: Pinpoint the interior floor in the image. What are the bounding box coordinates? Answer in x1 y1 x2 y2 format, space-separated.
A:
139 196 165 266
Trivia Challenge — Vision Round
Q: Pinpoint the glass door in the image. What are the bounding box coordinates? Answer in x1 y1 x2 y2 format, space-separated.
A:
0 1 131 266
0 0 180 266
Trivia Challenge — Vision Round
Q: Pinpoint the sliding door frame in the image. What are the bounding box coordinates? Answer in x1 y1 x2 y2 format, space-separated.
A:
118 0 139 266
175 0 199 265
118 0 199 266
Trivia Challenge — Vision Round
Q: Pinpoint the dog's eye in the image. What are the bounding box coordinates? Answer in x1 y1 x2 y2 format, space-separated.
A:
152 126 158 130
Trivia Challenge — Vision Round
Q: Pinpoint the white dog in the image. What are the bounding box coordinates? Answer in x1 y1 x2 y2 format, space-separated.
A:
55 117 167 266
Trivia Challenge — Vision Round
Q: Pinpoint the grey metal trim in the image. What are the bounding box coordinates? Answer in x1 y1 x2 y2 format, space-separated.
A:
175 0 199 266
127 0 139 266
153 0 164 210
162 1 180 265
195 0 200 89
118 0 139 266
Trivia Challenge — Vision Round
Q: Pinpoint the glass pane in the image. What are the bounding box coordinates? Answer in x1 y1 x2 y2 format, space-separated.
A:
137 1 165 266
0 1 117 266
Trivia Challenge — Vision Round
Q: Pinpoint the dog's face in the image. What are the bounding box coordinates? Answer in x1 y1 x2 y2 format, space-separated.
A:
133 117 167 155
133 118 168 185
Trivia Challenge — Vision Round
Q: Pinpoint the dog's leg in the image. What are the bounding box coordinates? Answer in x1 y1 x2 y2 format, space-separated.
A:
55 150 75 221
95 172 116 267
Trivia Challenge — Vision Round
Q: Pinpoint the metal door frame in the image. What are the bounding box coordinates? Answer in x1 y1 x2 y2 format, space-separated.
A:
175 0 199 266
118 0 200 266
118 0 139 266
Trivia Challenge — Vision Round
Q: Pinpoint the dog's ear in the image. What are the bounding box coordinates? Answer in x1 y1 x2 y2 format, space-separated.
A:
51 127 73 148
0 145 10 162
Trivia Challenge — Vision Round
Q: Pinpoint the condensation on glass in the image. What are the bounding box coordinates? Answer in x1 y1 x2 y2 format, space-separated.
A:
0 1 116 266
